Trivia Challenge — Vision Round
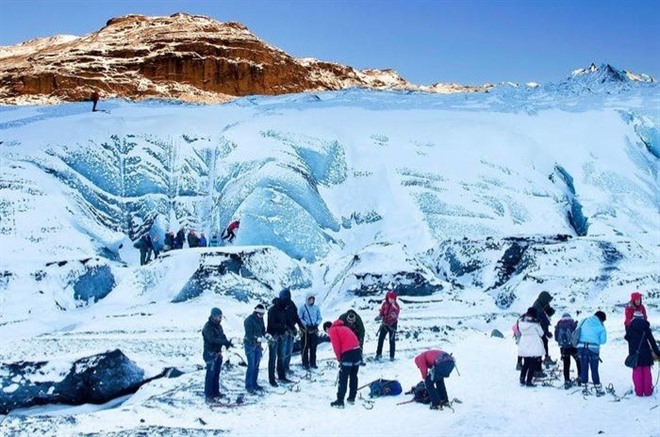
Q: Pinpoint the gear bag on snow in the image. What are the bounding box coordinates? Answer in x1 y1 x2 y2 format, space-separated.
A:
405 381 431 404
368 379 403 398
430 351 455 380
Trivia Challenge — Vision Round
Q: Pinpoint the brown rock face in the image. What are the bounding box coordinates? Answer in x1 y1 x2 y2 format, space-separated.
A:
0 12 485 104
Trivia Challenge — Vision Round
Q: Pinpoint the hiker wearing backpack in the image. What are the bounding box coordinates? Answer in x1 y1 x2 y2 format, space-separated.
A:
375 290 400 361
576 311 607 395
554 313 582 389
517 307 544 387
532 291 556 367
624 291 647 328
414 349 453 409
624 311 660 396
324 320 362 408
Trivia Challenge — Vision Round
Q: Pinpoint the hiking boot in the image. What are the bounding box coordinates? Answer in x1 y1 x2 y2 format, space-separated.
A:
525 381 536 387
595 385 605 397
310 364 318 369
346 398 355 405
390 356 395 361
430 403 441 410
564 381 572 390
515 363 522 371
254 385 265 392
330 400 344 408
269 380 278 387
519 379 525 386
279 377 293 384
374 355 382 361
543 355 556 365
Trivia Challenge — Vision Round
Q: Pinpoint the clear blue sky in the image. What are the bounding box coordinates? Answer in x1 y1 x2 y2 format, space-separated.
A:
0 0 658 85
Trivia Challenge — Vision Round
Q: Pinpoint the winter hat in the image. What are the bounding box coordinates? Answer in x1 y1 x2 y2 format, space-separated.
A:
562 312 571 318
210 307 223 318
254 304 266 315
631 291 642 301
279 288 291 301
633 311 644 319
322 321 332 331
595 311 606 322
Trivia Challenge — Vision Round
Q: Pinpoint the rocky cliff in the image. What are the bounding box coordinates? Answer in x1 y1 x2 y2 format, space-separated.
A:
0 12 487 105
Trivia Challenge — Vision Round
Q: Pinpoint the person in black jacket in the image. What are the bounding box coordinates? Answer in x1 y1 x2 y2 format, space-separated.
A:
279 288 304 373
339 309 365 350
202 307 233 402
532 291 555 367
244 304 267 393
267 297 292 386
625 311 660 396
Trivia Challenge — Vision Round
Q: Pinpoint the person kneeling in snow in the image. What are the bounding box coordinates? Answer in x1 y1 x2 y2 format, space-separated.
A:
324 320 362 408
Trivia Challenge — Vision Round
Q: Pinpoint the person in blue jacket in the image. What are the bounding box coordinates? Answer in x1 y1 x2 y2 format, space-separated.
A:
298 292 322 369
576 311 607 395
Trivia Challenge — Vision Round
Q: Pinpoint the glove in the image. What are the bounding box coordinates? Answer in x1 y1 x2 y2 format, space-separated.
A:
374 315 382 322
546 332 553 339
227 340 234 349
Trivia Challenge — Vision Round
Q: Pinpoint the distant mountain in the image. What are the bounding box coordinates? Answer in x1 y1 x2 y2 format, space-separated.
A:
0 12 488 105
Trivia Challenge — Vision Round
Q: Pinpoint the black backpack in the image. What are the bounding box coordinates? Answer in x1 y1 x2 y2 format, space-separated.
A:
405 381 431 404
555 320 574 348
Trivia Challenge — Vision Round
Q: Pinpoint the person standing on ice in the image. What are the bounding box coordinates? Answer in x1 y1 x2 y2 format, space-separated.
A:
624 311 660 396
324 320 362 408
209 232 220 247
624 291 647 328
298 292 322 370
576 311 607 396
375 290 400 361
90 90 100 112
532 291 556 367
517 307 544 387
243 304 267 394
221 220 240 243
554 312 581 389
202 307 233 403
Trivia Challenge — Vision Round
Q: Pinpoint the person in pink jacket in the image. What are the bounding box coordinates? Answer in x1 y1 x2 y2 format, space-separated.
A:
415 350 451 409
375 290 400 361
624 291 647 327
324 320 362 408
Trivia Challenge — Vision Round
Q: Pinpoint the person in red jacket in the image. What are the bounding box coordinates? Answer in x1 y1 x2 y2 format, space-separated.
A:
624 291 647 327
323 320 362 408
415 349 450 409
375 290 400 361
221 220 240 243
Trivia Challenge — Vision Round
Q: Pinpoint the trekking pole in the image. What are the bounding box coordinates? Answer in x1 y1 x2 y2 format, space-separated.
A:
396 399 415 406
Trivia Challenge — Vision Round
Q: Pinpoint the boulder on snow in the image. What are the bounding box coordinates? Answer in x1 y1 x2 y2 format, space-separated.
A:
0 349 146 414
490 329 504 338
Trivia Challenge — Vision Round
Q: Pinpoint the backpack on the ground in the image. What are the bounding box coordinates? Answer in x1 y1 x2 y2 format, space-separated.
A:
555 321 574 348
368 379 403 398
430 351 455 380
405 381 431 404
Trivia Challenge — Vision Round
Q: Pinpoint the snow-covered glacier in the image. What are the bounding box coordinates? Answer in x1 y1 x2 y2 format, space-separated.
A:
0 78 658 316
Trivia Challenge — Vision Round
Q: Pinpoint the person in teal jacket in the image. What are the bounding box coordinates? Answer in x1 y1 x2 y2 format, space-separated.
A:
576 311 607 395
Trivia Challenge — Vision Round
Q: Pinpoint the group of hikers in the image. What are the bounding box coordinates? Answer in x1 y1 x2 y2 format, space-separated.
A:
134 220 240 265
203 288 658 410
515 290 660 397
201 289 420 408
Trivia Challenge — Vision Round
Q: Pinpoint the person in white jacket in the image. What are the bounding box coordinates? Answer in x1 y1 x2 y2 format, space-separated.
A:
517 307 545 387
